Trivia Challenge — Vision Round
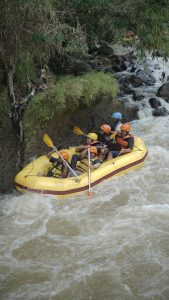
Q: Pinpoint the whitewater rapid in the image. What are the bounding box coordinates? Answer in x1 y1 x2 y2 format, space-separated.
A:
1 53 169 299
0 115 169 300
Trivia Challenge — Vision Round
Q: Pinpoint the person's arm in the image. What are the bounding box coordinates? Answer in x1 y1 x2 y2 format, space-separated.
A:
62 163 69 178
120 137 134 154
75 144 87 152
120 148 132 154
46 149 55 159
49 156 58 164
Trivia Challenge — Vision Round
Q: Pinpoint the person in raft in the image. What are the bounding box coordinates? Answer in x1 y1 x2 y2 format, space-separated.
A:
97 124 114 162
46 149 70 178
111 112 123 132
74 146 101 173
107 123 134 159
70 132 98 170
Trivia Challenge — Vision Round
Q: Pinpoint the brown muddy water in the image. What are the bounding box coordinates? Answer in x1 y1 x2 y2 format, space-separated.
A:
0 117 169 300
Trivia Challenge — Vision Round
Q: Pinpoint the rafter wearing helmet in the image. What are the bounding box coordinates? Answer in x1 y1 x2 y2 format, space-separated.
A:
70 132 101 172
107 123 134 160
46 149 70 178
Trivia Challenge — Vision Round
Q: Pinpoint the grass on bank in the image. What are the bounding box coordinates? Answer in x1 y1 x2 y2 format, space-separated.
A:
23 72 118 138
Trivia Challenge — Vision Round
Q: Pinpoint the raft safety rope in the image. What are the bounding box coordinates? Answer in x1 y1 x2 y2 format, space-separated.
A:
24 159 35 178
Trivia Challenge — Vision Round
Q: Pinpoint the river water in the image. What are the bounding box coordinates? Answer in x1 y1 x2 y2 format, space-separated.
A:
1 57 169 300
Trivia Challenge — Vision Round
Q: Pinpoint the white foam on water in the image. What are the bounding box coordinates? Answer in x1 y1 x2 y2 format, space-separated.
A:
1 62 169 299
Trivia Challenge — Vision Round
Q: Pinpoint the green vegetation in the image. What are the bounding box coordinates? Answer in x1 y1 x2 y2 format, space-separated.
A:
0 0 169 103
0 87 11 128
23 72 118 138
15 51 38 83
58 0 169 56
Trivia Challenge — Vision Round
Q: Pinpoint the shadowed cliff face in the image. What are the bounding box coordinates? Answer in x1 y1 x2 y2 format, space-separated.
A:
0 88 18 193
0 127 18 193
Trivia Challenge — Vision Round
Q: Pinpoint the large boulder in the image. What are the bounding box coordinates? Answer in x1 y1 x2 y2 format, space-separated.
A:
149 97 161 109
117 70 156 89
157 82 169 101
110 45 135 73
111 44 134 58
152 106 169 117
136 69 156 85
123 102 139 121
133 91 145 101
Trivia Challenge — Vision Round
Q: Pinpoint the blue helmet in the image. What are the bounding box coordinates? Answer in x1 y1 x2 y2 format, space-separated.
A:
111 112 122 120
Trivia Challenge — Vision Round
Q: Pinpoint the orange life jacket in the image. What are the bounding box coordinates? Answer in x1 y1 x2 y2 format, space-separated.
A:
115 134 133 149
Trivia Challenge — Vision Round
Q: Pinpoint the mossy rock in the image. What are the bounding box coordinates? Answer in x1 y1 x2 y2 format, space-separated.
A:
23 72 118 139
0 86 12 128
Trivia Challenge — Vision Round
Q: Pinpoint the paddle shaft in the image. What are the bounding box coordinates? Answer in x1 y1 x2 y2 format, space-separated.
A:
112 151 122 164
87 147 92 196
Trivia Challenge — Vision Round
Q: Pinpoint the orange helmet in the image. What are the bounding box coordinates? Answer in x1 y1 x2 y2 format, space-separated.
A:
59 150 69 161
121 123 132 132
100 124 111 133
90 146 97 155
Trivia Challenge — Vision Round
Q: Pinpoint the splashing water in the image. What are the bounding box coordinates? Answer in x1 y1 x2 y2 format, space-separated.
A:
1 53 169 300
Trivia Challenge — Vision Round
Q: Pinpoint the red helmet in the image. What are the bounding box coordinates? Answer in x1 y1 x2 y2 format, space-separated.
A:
121 123 132 132
100 124 111 133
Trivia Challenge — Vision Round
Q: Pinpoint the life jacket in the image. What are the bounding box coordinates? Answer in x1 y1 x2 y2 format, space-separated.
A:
76 157 98 173
47 162 63 178
98 133 111 145
115 133 133 149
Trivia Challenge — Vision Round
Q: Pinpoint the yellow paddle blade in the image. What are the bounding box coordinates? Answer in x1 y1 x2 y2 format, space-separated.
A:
43 134 54 148
73 126 85 136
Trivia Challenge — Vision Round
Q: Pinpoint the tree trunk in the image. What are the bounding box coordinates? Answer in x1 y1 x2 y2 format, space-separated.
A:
7 65 16 103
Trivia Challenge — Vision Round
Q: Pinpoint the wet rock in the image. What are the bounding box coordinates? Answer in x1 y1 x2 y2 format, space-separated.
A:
121 82 134 95
112 63 127 72
88 57 112 71
130 65 137 73
111 44 134 57
118 70 156 89
149 97 161 109
109 44 135 73
133 91 145 101
136 69 156 85
157 82 169 100
129 75 143 87
152 106 168 117
123 102 139 121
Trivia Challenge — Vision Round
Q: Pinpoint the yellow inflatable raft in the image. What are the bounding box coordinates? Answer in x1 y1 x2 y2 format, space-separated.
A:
15 137 148 197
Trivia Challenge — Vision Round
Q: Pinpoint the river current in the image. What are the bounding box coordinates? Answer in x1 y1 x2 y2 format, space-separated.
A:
0 56 169 300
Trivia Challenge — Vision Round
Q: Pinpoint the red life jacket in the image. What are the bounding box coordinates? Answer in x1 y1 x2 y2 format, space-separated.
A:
115 133 133 149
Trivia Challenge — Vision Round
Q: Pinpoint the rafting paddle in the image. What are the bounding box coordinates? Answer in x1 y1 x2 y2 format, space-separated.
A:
87 147 93 197
43 134 80 181
73 126 88 138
